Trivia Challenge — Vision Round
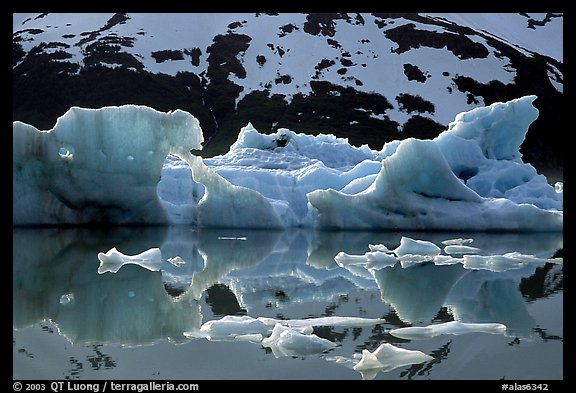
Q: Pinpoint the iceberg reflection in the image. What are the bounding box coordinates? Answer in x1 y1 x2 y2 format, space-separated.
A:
14 227 562 351
13 227 202 346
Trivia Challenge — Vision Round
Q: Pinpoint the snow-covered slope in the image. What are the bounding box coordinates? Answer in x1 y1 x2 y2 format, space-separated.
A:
13 13 563 174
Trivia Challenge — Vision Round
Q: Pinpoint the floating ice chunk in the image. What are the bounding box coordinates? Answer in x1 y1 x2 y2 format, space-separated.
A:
335 249 398 270
166 256 186 267
398 254 438 268
463 254 526 272
334 252 368 267
394 237 441 258
196 315 270 341
258 316 385 330
393 237 443 267
257 317 313 334
291 316 384 328
234 334 264 342
353 343 433 380
502 251 562 264
389 321 507 340
368 243 392 253
365 251 398 269
97 247 163 274
463 253 561 272
441 238 474 246
433 255 463 266
261 323 338 357
443 245 481 255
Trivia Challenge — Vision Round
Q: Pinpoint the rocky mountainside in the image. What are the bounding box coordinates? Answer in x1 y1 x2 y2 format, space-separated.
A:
13 12 563 178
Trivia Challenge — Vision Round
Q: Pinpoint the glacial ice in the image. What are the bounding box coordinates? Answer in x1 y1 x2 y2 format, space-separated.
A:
389 321 507 340
352 343 434 380
14 227 561 353
184 314 387 342
13 105 202 225
261 323 338 358
333 235 562 275
97 247 163 274
185 315 269 341
13 96 562 231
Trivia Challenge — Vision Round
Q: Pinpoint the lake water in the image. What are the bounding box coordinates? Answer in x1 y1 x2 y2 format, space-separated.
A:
13 227 563 381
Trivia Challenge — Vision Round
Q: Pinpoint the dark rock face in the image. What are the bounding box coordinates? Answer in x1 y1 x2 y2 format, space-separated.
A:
13 13 562 177
403 64 427 83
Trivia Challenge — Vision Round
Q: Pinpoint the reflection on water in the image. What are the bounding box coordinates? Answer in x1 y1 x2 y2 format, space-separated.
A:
13 227 563 380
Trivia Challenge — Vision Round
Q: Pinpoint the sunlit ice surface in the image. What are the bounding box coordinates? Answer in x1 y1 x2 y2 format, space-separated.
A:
14 96 562 231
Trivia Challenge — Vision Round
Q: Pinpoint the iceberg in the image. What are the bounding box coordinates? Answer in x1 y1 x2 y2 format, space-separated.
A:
13 96 562 231
13 105 203 225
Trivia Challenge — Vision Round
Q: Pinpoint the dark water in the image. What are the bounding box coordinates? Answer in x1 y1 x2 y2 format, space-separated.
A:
13 227 563 380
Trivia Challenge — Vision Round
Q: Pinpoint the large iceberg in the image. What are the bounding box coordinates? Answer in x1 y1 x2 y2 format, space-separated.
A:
13 105 203 225
13 96 562 231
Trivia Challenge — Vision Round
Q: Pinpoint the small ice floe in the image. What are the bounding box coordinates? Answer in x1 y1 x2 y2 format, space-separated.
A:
394 237 441 259
502 252 562 264
167 256 186 267
433 255 463 266
97 247 188 274
441 238 474 246
336 237 444 270
185 315 269 341
335 251 397 270
97 247 163 274
462 252 561 272
261 323 338 358
352 343 433 380
233 334 264 342
443 245 481 255
389 321 507 340
397 254 438 268
258 316 386 330
334 252 368 267
368 244 393 253
394 237 441 267
365 252 398 269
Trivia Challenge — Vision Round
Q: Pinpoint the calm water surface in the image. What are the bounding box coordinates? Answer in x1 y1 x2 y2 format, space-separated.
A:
13 227 563 381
